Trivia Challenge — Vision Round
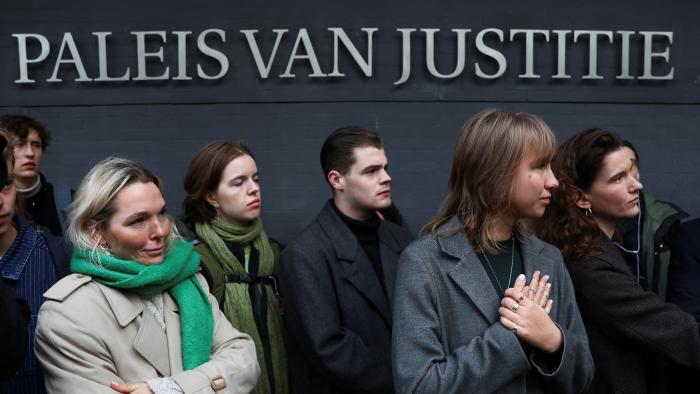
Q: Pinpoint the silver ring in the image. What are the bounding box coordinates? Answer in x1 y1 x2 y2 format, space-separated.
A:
539 303 546 309
543 292 549 300
517 294 524 302
511 324 519 334
511 302 520 312
528 288 536 294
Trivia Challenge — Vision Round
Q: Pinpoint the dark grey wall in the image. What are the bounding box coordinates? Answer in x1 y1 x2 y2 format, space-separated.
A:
2 0 699 243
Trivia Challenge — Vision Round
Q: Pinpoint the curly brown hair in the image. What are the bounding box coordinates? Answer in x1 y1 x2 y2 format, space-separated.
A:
535 128 626 262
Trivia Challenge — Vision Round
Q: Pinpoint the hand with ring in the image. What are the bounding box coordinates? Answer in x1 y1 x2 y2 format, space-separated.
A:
498 273 562 353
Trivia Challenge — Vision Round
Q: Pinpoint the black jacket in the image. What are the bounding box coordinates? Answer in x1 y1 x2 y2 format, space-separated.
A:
567 235 700 394
278 201 413 394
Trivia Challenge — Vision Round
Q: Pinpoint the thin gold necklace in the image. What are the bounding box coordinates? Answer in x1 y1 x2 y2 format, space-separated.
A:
481 236 515 294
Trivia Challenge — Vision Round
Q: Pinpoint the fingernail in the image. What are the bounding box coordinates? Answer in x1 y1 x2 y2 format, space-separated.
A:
546 283 551 288
518 274 525 280
543 275 549 281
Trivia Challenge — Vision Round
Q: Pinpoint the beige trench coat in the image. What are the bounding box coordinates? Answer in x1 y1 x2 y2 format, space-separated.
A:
35 273 260 394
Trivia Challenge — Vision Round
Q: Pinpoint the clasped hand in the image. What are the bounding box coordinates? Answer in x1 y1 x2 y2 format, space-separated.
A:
498 271 563 353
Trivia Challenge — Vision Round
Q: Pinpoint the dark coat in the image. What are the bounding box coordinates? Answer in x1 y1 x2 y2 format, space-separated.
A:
0 281 29 380
393 218 593 394
278 200 413 394
668 218 700 321
566 235 700 394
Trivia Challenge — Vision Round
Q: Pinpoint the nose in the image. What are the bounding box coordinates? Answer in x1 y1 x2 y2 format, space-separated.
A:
248 179 260 195
380 168 391 184
150 218 169 239
630 177 643 192
545 166 559 190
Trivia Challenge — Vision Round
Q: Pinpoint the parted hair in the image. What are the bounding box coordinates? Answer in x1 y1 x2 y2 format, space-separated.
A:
0 114 51 150
422 108 556 254
536 128 627 261
67 157 177 258
320 126 383 187
182 141 254 225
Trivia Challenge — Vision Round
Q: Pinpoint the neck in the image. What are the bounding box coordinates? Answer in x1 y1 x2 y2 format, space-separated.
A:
493 214 516 241
333 196 372 221
0 225 17 256
16 175 40 191
594 217 617 239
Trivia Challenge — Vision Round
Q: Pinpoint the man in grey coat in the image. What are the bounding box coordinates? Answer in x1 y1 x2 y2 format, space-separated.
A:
278 127 413 394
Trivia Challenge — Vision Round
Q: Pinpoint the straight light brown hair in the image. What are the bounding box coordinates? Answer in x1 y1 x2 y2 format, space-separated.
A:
422 108 556 253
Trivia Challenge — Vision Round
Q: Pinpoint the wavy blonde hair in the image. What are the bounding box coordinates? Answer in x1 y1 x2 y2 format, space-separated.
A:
67 157 178 263
423 108 556 253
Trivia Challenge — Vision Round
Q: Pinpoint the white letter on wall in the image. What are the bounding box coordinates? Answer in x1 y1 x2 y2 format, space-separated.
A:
173 31 192 80
423 28 470 79
551 30 571 79
13 33 50 83
327 27 377 77
639 31 674 80
197 29 229 80
241 29 287 79
132 31 170 81
510 29 550 78
394 28 415 85
475 28 506 79
280 28 327 78
573 30 613 80
93 32 130 81
47 32 92 82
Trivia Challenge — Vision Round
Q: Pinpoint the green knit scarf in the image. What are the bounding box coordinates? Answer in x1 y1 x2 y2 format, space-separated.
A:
195 218 287 394
71 239 213 371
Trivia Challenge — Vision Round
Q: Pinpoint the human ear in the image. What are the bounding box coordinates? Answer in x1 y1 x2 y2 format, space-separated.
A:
575 190 592 210
327 170 344 191
205 193 219 209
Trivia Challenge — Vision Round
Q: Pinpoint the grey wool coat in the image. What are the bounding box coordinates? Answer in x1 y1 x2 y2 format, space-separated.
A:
392 218 594 394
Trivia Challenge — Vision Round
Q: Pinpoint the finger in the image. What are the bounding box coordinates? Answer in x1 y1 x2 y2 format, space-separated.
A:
500 316 521 335
504 287 525 303
544 299 554 314
499 306 520 322
534 278 550 306
500 296 523 313
110 382 131 393
527 271 541 297
511 274 526 291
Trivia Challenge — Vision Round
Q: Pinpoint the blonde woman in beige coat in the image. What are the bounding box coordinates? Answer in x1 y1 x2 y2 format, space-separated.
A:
35 157 260 394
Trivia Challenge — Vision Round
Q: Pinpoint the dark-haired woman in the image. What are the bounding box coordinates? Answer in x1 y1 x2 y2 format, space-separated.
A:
183 142 286 394
537 128 700 393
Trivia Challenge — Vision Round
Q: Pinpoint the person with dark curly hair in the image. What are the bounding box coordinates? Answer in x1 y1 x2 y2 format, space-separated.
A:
536 128 700 394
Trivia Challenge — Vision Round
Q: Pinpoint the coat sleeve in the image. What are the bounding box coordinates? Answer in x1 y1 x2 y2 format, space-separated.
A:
569 252 700 368
35 298 124 394
391 247 531 394
278 246 394 393
0 281 29 380
528 249 594 393
172 276 260 394
668 220 700 321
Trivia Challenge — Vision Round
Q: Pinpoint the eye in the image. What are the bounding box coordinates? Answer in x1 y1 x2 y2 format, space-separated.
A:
128 217 145 226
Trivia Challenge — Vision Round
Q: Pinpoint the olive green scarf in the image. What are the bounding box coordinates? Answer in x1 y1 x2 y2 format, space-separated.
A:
195 218 287 394
71 239 213 371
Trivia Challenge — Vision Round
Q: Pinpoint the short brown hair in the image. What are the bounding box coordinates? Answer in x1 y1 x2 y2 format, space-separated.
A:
320 126 383 186
183 141 254 225
423 108 556 254
0 115 51 150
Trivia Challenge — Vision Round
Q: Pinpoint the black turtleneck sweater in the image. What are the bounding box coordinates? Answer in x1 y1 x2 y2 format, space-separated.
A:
332 202 386 295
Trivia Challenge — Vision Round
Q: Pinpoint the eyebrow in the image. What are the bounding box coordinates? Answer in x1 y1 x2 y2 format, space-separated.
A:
361 164 384 173
124 205 166 222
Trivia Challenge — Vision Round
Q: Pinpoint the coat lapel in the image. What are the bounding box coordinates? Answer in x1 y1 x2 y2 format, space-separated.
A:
98 285 171 377
438 227 501 322
318 201 392 327
378 222 403 307
164 293 183 373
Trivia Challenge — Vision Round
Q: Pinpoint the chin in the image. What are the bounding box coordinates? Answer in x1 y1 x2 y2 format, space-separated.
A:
137 256 165 266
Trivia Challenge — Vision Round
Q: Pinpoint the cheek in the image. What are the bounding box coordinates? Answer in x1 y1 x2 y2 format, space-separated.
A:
108 228 148 254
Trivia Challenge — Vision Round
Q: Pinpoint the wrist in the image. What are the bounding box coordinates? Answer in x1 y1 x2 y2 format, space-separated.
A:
543 323 563 353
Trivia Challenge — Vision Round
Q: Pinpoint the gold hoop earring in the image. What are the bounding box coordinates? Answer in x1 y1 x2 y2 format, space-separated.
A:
585 207 593 217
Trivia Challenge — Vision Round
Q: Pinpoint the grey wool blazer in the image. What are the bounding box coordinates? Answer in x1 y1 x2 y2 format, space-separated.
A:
392 218 594 394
